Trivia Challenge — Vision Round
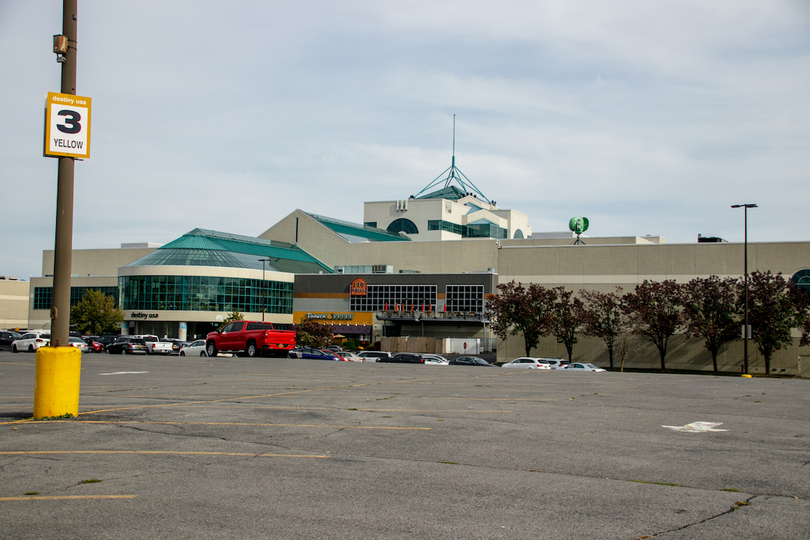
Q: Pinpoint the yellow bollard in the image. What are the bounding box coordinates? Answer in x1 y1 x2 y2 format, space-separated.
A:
34 346 81 418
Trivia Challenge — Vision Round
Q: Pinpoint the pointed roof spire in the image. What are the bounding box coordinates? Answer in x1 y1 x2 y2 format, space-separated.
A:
414 115 492 203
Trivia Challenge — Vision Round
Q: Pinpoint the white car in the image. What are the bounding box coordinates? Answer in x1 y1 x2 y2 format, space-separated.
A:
179 340 207 357
339 351 365 362
565 363 607 372
11 332 51 352
502 357 552 369
357 351 392 361
544 359 570 370
423 354 449 365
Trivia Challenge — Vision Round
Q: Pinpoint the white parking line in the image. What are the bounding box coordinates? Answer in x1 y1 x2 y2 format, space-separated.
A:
662 421 728 433
99 371 150 376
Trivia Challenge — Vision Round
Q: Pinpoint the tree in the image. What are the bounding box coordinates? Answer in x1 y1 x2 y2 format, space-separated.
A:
551 287 584 362
69 289 124 335
744 271 810 374
223 311 244 324
486 281 557 357
295 319 333 348
623 280 682 371
680 276 740 372
579 288 626 370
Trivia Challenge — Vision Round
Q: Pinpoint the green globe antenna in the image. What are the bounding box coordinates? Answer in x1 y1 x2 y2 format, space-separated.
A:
568 217 589 245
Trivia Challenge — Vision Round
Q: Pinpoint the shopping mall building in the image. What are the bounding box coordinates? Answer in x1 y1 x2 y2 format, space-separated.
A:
20 183 810 375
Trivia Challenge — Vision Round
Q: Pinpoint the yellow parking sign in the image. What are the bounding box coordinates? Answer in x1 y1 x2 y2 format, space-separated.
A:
44 92 92 159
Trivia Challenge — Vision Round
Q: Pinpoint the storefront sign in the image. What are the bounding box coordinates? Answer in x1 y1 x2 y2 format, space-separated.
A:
305 313 354 321
130 312 158 319
350 278 367 296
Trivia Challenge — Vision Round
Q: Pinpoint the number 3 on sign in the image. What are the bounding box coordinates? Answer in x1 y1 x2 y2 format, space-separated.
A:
44 92 92 159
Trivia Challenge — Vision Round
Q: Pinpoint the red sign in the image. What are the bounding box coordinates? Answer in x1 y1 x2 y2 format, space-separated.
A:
350 278 367 296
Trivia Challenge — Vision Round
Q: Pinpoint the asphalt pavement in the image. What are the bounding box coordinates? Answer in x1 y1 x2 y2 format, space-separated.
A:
1 350 808 539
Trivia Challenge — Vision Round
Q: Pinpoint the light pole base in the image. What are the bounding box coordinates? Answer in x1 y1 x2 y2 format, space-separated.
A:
34 347 81 418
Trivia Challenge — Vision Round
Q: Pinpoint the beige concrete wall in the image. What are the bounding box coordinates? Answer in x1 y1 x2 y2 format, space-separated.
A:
41 247 156 277
0 280 30 330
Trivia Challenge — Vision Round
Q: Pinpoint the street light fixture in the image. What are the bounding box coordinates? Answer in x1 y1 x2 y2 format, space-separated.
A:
258 258 269 322
731 203 757 375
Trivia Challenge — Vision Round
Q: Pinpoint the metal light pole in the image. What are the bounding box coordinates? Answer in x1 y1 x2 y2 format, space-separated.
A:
732 203 757 375
51 0 79 346
258 259 269 322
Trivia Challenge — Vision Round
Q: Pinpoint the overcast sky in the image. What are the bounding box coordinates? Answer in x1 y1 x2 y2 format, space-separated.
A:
2 1 810 280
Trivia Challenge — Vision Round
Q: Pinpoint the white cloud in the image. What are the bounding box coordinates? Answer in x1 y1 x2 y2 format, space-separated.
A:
1 0 809 280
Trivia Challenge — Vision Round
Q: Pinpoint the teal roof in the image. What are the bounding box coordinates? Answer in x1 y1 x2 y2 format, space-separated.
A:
307 213 410 243
416 186 468 201
126 229 333 274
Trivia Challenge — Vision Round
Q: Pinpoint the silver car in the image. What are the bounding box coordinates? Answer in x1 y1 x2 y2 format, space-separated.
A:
566 363 607 372
423 354 449 365
68 336 89 353
502 357 552 369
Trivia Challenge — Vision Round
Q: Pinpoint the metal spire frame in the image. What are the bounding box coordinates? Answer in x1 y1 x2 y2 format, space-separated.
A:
413 115 492 204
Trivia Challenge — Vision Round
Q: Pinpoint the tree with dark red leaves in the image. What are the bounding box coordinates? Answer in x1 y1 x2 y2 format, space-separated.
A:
681 276 740 372
579 288 626 370
551 287 585 362
743 271 810 374
623 280 683 372
486 281 557 357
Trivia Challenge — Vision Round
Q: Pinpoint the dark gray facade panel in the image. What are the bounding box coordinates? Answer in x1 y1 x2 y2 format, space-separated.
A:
294 273 497 295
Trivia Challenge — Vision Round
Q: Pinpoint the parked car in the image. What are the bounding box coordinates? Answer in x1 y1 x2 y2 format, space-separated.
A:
135 335 174 355
105 336 147 355
545 359 570 369
11 332 50 352
0 331 22 349
288 347 345 361
449 356 495 367
357 351 392 361
86 340 104 353
379 352 427 364
206 320 296 358
423 354 449 365
325 344 344 352
179 340 207 357
68 336 89 353
95 335 119 350
501 357 552 369
565 363 607 372
161 337 184 355
339 351 365 362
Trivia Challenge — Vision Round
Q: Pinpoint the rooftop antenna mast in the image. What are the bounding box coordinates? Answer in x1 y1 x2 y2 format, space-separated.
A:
413 115 492 203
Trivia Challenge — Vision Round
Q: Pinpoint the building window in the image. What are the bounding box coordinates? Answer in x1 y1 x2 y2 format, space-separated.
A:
33 286 119 311
387 218 419 235
426 220 506 239
446 285 484 313
792 269 810 295
350 284 437 312
514 229 524 239
119 275 293 314
364 222 377 228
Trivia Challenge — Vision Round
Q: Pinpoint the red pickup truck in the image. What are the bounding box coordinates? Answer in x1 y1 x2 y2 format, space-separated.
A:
205 321 296 358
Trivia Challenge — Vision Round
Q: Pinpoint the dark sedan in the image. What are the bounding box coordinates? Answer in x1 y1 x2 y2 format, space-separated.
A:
449 356 495 367
105 337 147 355
289 347 344 361
378 352 426 364
0 331 22 349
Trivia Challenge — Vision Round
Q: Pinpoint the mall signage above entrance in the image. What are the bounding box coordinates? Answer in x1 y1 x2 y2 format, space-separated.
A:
350 278 367 296
305 313 353 321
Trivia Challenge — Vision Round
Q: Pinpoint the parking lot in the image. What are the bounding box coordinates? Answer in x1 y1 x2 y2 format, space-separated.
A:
1 350 809 539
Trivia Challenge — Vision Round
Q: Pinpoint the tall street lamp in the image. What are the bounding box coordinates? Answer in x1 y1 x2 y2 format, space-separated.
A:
258 258 269 322
731 203 757 375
